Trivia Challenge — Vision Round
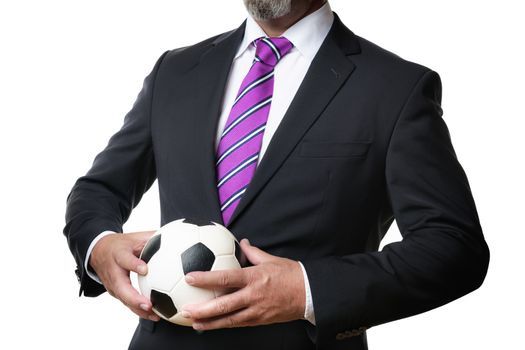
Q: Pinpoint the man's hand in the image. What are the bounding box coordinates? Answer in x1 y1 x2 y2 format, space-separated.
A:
89 230 160 321
181 239 306 330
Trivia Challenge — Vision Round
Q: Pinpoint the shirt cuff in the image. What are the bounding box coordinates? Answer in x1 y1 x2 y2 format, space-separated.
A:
84 230 117 284
298 261 316 325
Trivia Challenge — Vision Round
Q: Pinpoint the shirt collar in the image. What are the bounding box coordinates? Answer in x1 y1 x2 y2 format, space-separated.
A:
235 1 334 61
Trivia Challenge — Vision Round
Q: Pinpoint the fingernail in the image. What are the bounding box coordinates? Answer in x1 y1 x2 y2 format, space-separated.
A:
185 275 195 284
149 315 160 322
242 238 250 245
140 304 149 311
180 310 191 318
193 322 203 330
137 265 147 275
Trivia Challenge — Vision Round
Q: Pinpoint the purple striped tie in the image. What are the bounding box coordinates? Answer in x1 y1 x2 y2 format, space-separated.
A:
216 37 293 226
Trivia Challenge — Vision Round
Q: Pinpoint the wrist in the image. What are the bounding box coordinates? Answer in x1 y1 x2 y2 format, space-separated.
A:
89 232 118 271
85 231 118 283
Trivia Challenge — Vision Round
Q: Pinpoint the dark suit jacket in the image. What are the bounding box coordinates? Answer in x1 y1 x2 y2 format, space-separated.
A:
64 14 489 350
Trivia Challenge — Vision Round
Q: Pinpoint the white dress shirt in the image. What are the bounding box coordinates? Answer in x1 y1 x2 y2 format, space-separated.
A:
85 1 334 326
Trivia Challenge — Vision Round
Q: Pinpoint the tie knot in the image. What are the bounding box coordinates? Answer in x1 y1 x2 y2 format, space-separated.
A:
253 37 293 67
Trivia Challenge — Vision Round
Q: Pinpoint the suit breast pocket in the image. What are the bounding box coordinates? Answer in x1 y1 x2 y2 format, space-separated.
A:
298 141 371 158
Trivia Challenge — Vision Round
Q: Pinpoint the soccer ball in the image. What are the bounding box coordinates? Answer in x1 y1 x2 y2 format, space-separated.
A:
137 218 249 326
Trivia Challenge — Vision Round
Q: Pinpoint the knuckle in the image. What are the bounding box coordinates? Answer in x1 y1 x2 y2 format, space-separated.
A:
219 272 230 287
114 254 123 267
216 299 229 314
132 241 146 255
245 269 256 285
239 270 249 286
244 308 257 323
114 284 129 300
112 285 123 299
122 295 135 308
241 292 251 306
227 316 236 328
260 273 271 287
107 270 119 286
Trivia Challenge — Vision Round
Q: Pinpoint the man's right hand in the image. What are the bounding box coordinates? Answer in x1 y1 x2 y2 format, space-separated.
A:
89 230 160 321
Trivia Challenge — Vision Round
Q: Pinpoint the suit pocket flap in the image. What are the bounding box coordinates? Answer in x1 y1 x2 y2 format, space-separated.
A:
299 141 371 158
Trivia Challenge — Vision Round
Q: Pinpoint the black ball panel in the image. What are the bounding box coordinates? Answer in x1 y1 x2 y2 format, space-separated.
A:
141 234 161 264
181 243 215 274
182 218 214 227
150 289 177 319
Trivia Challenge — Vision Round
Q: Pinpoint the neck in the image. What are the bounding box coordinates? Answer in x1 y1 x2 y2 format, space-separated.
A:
254 0 326 37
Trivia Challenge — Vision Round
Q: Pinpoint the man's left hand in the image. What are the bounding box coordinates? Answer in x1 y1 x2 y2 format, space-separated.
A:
181 239 306 330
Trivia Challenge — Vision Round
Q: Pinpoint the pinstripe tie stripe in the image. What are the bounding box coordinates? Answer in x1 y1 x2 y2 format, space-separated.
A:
217 153 259 188
221 97 272 138
232 71 274 107
216 124 267 166
216 37 293 225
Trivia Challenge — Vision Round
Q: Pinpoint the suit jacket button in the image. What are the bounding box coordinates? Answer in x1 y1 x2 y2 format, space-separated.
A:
336 333 346 340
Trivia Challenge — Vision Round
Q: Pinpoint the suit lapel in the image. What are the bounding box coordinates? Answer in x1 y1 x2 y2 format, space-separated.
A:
227 15 361 226
190 24 245 225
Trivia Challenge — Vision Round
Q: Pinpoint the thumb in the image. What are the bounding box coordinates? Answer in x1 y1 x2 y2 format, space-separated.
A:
240 239 273 265
133 230 156 241
131 230 157 256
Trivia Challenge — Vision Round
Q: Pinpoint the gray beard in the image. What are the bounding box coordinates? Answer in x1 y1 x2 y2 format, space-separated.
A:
243 0 293 21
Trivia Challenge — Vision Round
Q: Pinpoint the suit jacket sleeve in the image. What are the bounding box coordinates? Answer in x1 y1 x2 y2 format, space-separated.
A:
63 51 168 297
302 70 490 343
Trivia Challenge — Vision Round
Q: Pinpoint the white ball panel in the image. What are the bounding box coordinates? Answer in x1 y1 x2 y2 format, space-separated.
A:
171 279 215 311
211 255 242 298
137 275 151 299
211 255 241 271
199 224 235 256
169 312 194 327
146 251 184 292
160 221 201 255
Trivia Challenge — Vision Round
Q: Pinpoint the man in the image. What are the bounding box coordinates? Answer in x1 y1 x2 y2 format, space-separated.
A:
63 0 490 349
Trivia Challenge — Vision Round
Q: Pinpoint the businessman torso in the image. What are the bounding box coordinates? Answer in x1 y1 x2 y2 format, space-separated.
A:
66 12 488 350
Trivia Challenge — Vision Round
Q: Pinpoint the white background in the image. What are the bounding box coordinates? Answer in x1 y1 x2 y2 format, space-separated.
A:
1 0 523 348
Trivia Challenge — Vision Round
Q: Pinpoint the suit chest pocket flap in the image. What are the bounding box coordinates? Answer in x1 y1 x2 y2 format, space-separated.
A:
299 141 371 158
